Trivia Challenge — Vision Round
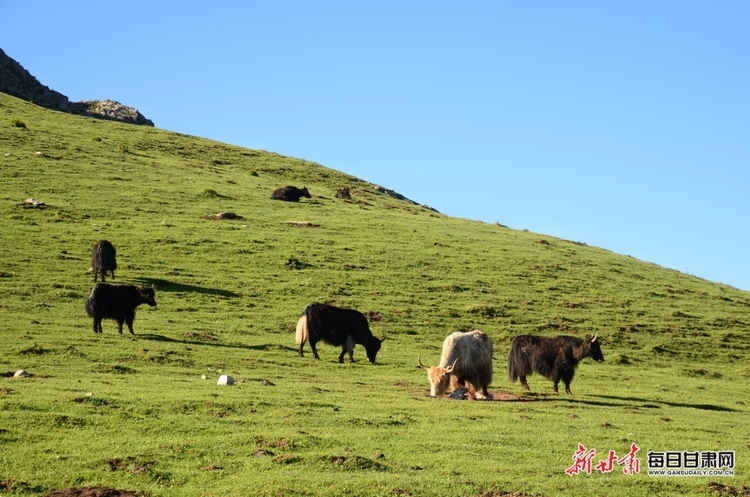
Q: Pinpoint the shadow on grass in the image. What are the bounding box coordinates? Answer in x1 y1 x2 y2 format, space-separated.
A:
589 394 742 412
531 393 741 412
132 277 239 298
137 333 297 353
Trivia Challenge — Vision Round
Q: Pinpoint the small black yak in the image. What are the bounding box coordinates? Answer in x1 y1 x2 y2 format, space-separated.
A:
419 330 493 400
85 283 157 334
91 240 117 282
295 303 385 363
508 334 604 394
271 186 311 202
335 187 351 200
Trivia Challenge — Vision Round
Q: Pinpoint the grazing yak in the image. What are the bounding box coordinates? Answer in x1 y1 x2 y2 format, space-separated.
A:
508 334 604 394
85 283 157 334
91 240 117 282
271 186 311 202
419 330 493 400
295 303 385 363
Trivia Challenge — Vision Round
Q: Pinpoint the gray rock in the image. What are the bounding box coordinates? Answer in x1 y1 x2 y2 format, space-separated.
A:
0 48 154 126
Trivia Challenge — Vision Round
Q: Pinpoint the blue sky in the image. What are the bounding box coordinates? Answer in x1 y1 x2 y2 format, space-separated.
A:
2 1 749 290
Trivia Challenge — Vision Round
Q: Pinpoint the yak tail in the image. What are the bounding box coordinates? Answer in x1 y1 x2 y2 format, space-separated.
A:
508 356 518 383
295 314 309 345
507 339 525 383
84 283 102 317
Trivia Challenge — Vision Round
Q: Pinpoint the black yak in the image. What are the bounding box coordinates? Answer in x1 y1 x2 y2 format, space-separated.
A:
335 187 351 200
295 303 385 363
271 186 311 202
508 334 604 394
91 240 117 282
419 330 493 400
84 283 157 334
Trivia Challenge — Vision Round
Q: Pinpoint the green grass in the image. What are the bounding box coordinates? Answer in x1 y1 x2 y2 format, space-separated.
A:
1 92 748 496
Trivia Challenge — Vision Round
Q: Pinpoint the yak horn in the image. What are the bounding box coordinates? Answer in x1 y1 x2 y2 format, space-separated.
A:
591 334 598 342
380 335 387 343
445 357 459 373
417 355 428 370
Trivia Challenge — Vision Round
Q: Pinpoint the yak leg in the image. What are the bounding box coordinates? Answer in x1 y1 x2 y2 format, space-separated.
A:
553 380 559 393
340 336 355 364
519 376 530 391
298 339 306 357
338 347 355 363
309 341 321 360
110 270 115 280
347 336 356 363
116 319 124 334
93 318 100 334
465 381 477 399
126 318 135 335
564 380 572 395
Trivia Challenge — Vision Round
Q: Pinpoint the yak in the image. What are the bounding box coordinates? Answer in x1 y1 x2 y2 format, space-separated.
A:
271 186 311 202
419 330 493 400
91 240 117 282
335 187 352 200
508 334 604 394
85 283 157 334
295 303 385 363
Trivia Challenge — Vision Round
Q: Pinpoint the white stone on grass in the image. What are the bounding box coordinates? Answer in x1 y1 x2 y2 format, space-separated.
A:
217 375 234 386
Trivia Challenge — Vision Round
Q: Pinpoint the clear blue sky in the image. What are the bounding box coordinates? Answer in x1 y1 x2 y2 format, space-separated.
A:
2 2 749 290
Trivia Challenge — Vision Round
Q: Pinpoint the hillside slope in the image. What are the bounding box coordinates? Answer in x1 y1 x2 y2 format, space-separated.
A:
1 93 748 496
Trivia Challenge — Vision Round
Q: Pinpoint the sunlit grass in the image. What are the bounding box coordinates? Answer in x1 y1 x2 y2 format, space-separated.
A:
0 93 748 496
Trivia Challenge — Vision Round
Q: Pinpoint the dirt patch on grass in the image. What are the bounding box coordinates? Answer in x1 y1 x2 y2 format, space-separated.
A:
488 390 536 401
106 456 154 474
321 454 387 471
285 221 318 227
481 490 539 497
439 389 537 401
708 482 750 496
43 488 146 497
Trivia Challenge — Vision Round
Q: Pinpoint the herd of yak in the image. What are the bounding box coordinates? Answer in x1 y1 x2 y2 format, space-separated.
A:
83 185 605 400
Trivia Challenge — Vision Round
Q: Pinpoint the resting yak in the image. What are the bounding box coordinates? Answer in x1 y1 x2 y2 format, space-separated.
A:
508 334 604 394
419 330 493 400
295 303 385 363
271 186 311 202
335 187 352 200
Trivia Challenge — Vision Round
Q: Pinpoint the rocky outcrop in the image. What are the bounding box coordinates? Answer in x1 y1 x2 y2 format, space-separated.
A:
78 99 154 126
0 48 154 126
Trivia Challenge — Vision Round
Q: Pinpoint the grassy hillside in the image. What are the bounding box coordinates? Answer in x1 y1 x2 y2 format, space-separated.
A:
1 92 748 496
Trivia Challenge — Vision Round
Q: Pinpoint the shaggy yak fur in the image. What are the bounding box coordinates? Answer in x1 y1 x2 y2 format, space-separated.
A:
85 283 157 334
271 186 311 202
91 240 117 282
419 330 493 400
507 334 604 394
295 303 385 363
